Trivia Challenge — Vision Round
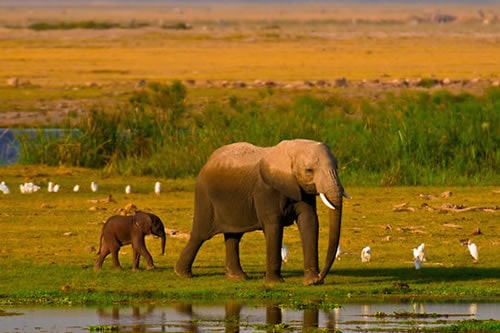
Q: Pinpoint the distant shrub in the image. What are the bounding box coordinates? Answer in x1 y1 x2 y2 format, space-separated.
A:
417 77 439 89
28 21 137 31
161 22 192 30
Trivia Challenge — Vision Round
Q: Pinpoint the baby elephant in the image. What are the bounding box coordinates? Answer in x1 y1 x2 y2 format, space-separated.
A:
95 211 166 271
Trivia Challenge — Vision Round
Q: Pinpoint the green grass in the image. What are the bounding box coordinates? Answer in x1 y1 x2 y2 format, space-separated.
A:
418 319 500 332
0 166 498 305
16 83 500 186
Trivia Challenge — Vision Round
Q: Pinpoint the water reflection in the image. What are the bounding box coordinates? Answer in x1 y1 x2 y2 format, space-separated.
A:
171 302 330 333
1 302 498 333
469 303 478 315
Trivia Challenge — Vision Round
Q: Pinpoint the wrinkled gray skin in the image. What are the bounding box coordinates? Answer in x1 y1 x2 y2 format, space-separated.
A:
95 211 166 271
175 139 348 285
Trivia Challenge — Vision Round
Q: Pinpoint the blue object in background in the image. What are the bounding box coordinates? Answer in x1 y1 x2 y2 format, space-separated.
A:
0 128 81 166
0 129 21 166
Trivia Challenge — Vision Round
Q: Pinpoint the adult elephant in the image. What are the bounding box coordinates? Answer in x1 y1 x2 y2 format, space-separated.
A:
175 139 349 285
95 211 166 271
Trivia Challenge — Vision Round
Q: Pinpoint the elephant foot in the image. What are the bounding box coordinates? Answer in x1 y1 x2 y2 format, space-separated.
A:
264 273 285 284
146 265 156 271
225 270 248 280
174 264 193 278
303 272 323 286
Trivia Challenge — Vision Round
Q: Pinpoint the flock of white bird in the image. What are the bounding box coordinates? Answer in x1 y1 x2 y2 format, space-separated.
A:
281 240 479 268
0 180 162 195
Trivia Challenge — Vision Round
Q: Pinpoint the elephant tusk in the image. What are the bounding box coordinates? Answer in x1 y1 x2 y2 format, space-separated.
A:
319 193 336 210
343 191 352 199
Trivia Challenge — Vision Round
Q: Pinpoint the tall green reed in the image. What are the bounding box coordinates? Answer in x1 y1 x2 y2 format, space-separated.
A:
18 82 499 186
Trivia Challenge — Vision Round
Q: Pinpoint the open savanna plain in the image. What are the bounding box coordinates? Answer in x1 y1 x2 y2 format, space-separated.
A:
0 1 499 308
0 166 498 306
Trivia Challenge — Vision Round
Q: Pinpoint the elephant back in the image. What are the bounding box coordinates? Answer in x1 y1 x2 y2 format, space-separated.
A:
203 142 270 171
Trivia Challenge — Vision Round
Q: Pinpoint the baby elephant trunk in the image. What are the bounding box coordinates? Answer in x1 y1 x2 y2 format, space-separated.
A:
160 232 166 255
149 215 166 256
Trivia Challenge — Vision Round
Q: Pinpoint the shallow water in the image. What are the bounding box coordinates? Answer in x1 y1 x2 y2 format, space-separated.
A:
1 302 498 332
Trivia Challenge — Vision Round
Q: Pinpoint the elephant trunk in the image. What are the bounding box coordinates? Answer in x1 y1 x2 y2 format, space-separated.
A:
318 169 344 282
318 200 342 282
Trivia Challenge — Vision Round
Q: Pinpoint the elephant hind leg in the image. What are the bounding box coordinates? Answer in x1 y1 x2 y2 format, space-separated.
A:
224 233 248 280
94 246 110 271
175 237 206 278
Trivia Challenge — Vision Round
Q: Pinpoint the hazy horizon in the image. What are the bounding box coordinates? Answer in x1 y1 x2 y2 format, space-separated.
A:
0 0 499 5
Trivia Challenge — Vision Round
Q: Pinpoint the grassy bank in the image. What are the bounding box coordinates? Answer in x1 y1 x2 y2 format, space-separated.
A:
17 83 500 186
0 166 498 305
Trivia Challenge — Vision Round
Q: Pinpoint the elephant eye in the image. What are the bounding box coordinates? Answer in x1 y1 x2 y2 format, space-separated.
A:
305 168 314 174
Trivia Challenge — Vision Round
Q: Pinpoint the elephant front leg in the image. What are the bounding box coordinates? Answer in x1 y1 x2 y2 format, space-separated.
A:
296 204 322 285
263 224 284 283
224 233 247 280
132 249 141 271
175 237 205 278
133 240 155 271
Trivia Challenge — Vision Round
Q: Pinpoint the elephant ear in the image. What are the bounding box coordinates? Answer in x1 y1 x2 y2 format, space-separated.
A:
259 141 302 201
135 211 153 234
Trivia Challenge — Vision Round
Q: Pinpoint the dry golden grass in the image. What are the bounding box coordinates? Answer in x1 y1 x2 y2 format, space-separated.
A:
0 3 499 88
2 35 499 86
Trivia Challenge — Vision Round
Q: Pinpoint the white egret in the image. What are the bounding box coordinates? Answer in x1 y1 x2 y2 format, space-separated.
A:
361 246 372 262
417 243 425 261
413 243 425 262
414 256 422 270
0 181 10 194
73 185 80 192
53 184 60 192
48 181 54 192
125 185 131 194
91 181 98 192
154 181 161 195
281 245 289 262
467 240 479 263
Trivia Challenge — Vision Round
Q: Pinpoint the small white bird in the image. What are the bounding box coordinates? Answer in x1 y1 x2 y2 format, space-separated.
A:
73 185 80 192
48 181 54 192
361 246 372 262
413 243 425 262
154 181 161 195
281 245 289 262
91 181 98 192
414 256 422 270
0 181 10 194
53 184 60 192
125 185 131 194
467 240 479 263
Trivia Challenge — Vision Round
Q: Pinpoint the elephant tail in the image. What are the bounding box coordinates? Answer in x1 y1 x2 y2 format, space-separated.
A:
96 233 103 255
